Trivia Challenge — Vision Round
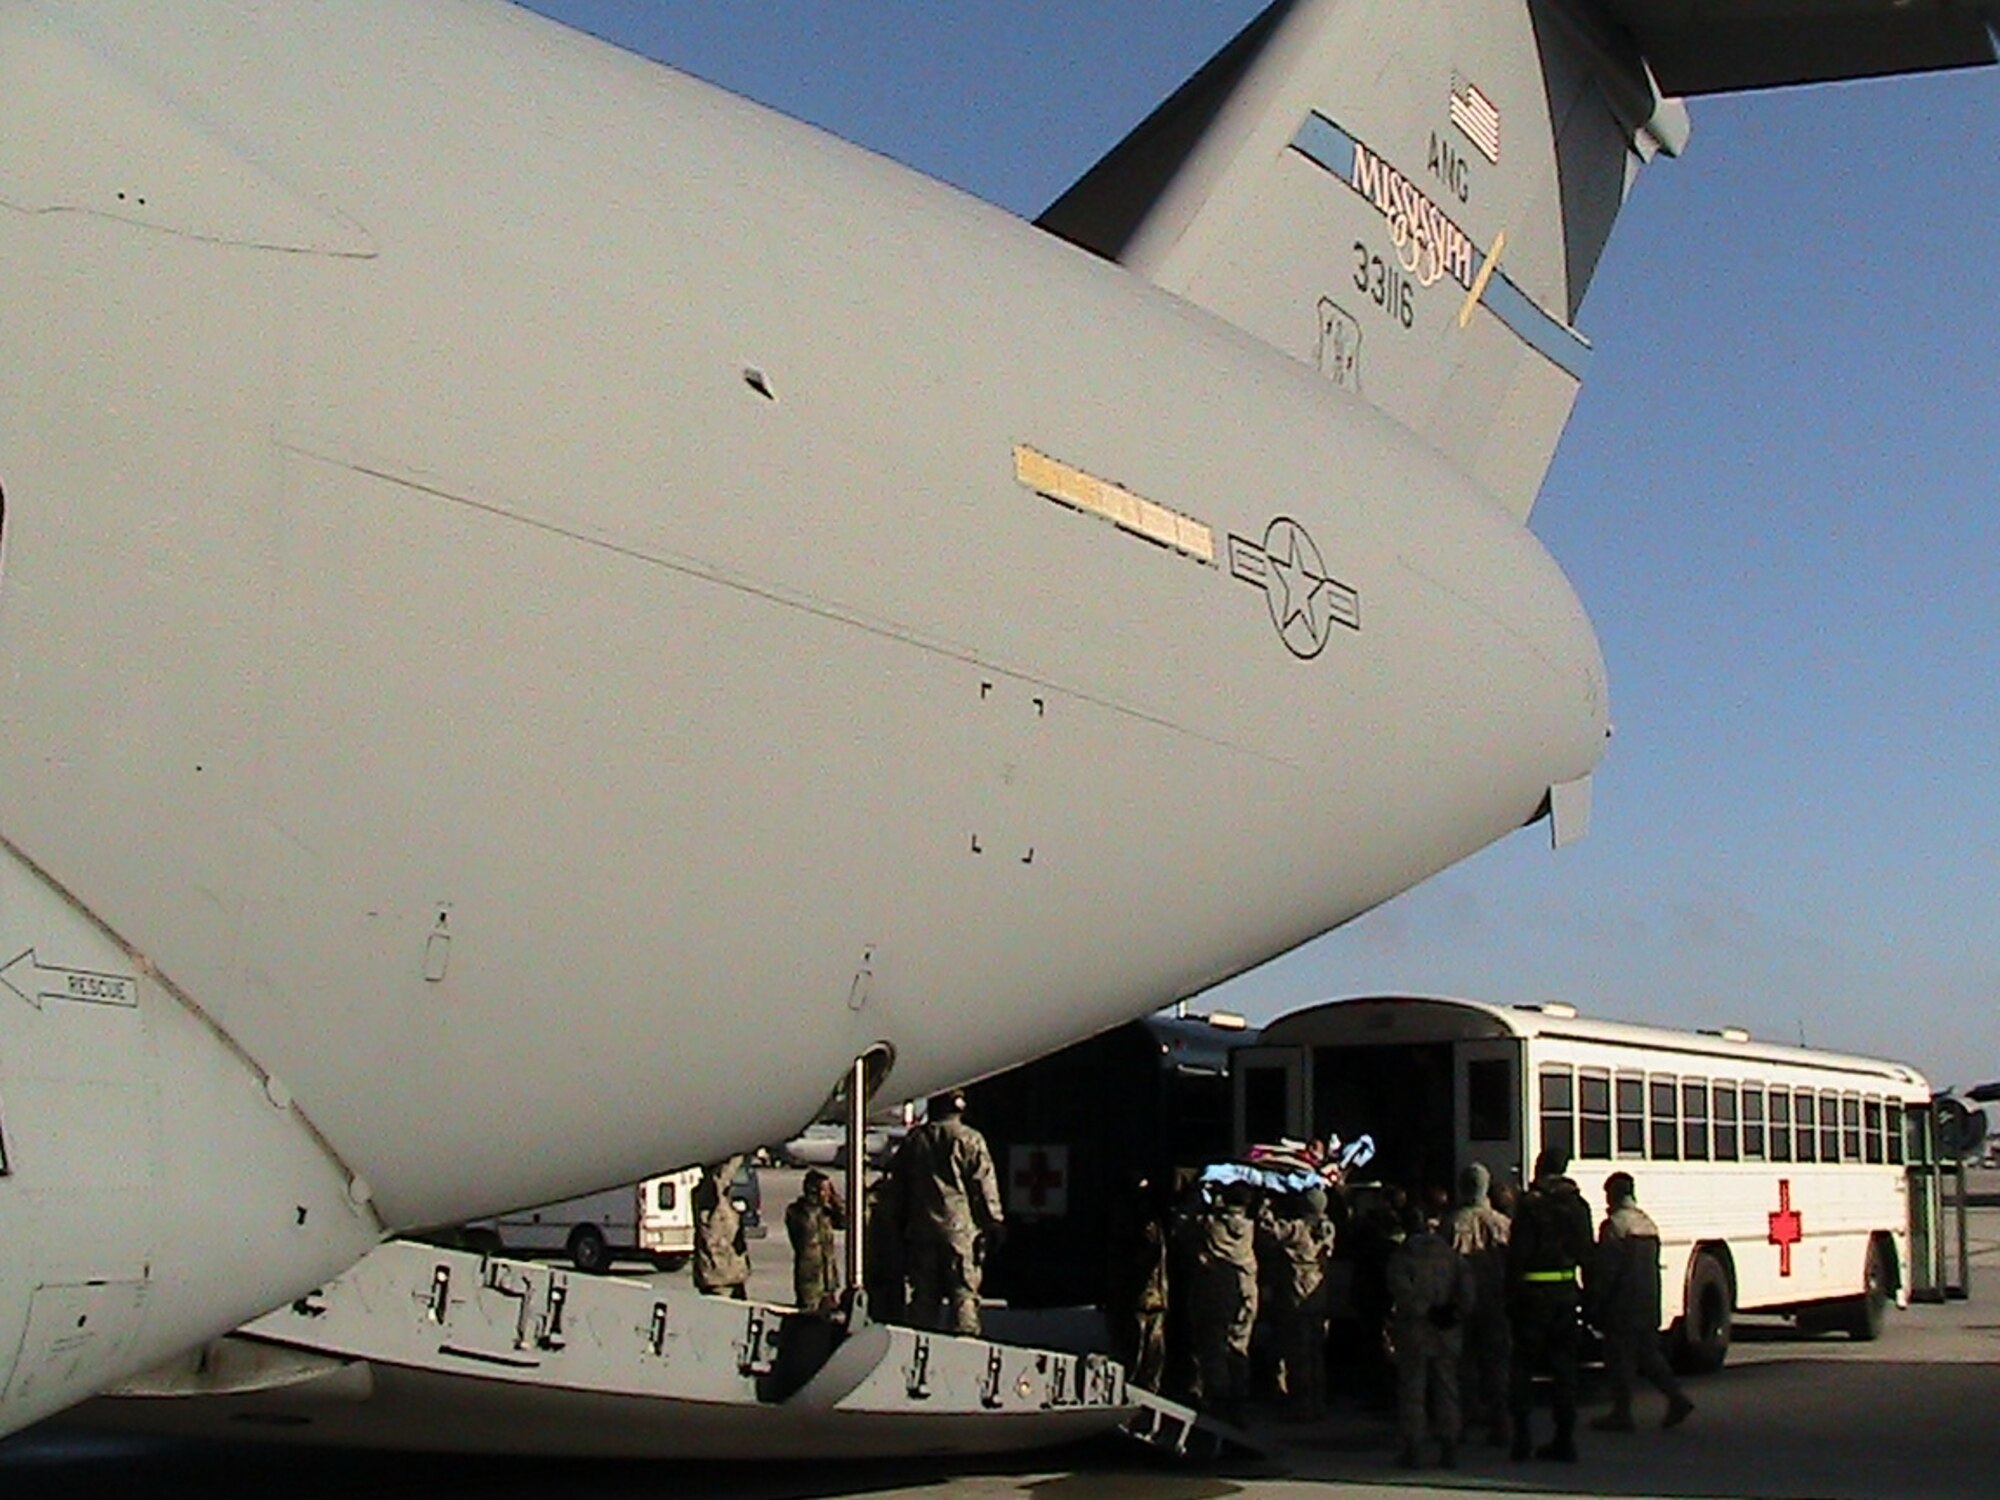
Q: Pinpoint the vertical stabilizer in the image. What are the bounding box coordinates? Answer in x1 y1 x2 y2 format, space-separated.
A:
1041 0 1688 521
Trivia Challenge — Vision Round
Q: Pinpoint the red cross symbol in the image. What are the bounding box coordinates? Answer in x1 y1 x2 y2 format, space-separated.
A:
1768 1179 1804 1276
1013 1149 1066 1210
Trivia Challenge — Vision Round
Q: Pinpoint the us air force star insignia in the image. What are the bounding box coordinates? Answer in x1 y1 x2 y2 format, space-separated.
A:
1228 517 1361 659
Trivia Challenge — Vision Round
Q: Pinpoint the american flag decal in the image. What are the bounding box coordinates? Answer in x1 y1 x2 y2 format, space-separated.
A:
1450 73 1501 164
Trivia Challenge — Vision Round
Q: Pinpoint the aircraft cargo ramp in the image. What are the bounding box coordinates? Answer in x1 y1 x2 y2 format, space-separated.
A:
84 1241 1225 1461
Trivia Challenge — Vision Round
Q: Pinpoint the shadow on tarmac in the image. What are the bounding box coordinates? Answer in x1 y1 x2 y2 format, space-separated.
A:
7 1299 1999 1500
0 1426 1268 1500
1260 1360 2000 1500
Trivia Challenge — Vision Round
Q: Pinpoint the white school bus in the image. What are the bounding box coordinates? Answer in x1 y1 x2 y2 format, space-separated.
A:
1233 995 1940 1370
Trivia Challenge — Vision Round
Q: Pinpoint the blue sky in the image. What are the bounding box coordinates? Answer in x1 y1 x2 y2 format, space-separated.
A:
520 5 1998 1087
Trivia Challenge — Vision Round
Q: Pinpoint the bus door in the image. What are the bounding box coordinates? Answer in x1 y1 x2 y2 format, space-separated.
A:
1233 1045 1310 1153
1456 1039 1524 1188
1907 1097 1973 1300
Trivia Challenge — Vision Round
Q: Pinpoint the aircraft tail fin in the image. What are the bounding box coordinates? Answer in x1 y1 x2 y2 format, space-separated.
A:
1039 0 1690 521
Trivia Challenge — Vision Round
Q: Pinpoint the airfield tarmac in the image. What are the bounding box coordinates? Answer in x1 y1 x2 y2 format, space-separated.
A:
4 1168 1997 1500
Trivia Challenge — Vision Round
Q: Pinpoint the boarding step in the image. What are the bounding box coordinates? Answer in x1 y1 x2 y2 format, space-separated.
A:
1121 1390 1262 1461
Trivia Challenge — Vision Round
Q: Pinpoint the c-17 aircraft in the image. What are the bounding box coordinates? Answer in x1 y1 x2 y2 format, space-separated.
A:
0 0 1994 1445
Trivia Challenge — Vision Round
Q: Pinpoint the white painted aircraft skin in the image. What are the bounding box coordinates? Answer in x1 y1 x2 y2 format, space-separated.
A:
0 0 1609 1434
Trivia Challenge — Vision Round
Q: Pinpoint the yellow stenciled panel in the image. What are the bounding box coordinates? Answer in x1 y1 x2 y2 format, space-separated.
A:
1013 446 1214 565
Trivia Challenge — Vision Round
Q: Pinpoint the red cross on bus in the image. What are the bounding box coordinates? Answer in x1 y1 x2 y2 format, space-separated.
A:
1768 1178 1804 1276
1012 1147 1066 1211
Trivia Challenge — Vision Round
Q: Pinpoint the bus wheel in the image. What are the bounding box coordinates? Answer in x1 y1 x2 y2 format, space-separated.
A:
569 1225 611 1274
1844 1237 1891 1342
1675 1251 1733 1374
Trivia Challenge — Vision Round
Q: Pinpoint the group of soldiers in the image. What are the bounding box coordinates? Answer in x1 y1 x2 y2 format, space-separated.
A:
1115 1144 1695 1467
689 1089 1007 1335
690 1101 1698 1471
690 1156 854 1314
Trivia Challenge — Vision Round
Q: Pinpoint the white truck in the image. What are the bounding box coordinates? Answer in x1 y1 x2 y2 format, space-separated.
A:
460 1166 704 1274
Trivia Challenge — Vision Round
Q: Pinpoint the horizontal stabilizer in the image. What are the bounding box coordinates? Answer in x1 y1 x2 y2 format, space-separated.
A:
1604 0 2000 95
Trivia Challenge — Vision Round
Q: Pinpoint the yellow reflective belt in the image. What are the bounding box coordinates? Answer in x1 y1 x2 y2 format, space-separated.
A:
1522 1268 1577 1284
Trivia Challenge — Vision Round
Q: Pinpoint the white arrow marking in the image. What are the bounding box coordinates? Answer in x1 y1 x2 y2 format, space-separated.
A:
0 949 139 1011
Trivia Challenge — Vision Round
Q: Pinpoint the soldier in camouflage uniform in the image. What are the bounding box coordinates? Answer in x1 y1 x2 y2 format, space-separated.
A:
1257 1188 1336 1419
692 1154 751 1300
1448 1162 1514 1447
785 1168 847 1315
892 1090 1004 1335
1587 1171 1694 1432
1346 1186 1404 1414
1107 1174 1171 1392
863 1171 908 1324
1387 1200 1475 1468
1506 1146 1595 1462
1182 1181 1259 1427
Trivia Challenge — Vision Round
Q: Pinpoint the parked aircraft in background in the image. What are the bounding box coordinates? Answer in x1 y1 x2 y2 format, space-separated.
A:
2 0 1993 1441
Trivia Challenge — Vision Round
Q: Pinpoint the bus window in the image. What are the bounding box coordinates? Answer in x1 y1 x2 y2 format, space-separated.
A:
1820 1091 1841 1162
1714 1084 1740 1161
1682 1081 1711 1161
1467 1058 1514 1143
1540 1067 1575 1162
1864 1098 1885 1164
1794 1091 1817 1163
1769 1089 1792 1162
1742 1085 1766 1159
1841 1095 1863 1162
1649 1077 1679 1160
1887 1101 1905 1165
1616 1074 1645 1157
1579 1071 1612 1159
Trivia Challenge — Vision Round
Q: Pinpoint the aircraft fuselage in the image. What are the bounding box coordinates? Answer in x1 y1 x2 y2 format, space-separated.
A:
0 0 1605 1432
